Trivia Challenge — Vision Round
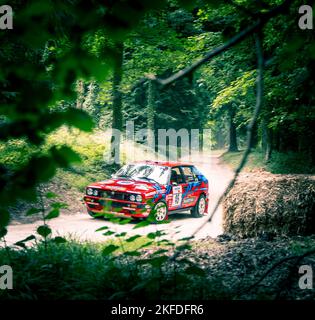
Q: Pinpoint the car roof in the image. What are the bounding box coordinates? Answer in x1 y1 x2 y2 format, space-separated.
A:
132 160 194 168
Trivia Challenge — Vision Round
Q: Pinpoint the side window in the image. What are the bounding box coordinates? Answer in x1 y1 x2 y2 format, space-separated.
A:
170 167 185 184
181 166 198 183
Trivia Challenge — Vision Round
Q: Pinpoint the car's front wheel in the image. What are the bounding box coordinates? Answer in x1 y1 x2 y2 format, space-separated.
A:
152 201 168 222
191 194 206 218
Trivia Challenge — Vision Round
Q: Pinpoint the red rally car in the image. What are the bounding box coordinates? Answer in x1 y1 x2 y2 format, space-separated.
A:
84 161 209 222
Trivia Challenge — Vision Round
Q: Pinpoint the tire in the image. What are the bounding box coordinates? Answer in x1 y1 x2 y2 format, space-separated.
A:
191 194 206 218
151 201 168 222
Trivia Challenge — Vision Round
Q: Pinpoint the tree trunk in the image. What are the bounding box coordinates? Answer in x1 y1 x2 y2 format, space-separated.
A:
147 80 155 151
227 106 238 152
110 44 123 165
250 123 258 149
261 118 272 162
76 80 85 109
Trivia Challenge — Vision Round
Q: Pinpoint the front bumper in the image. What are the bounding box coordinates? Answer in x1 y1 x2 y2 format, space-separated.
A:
84 196 151 218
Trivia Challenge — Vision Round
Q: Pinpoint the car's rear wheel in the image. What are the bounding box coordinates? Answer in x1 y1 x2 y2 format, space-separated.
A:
191 194 206 218
152 201 168 222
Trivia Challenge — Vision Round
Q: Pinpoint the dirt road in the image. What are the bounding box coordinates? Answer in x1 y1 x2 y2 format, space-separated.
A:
6 153 234 245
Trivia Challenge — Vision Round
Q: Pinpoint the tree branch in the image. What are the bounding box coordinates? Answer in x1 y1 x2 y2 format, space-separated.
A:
150 0 292 86
238 248 315 297
170 31 265 263
189 31 265 239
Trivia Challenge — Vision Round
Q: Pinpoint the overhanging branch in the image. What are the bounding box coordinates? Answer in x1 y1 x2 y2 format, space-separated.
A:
150 0 292 86
189 31 265 240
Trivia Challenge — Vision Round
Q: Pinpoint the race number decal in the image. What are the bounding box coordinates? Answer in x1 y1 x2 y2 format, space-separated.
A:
172 185 182 206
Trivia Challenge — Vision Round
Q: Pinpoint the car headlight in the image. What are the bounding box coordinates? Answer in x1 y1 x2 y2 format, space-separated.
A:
93 189 98 196
136 194 142 202
130 194 136 202
87 188 93 196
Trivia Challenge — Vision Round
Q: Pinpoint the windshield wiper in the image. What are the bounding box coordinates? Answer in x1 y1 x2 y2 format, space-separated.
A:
137 176 159 184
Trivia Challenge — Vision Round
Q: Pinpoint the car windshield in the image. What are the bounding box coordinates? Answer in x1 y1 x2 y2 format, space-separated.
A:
114 164 170 185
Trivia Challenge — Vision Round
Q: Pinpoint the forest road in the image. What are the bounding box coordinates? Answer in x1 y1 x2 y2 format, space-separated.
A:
6 152 234 245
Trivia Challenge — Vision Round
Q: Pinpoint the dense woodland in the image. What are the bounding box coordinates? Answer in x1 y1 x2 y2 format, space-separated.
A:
0 0 315 300
74 1 315 162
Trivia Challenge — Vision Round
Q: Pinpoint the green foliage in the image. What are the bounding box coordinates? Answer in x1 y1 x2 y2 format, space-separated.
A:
0 0 177 219
0 238 209 300
46 128 115 191
212 70 256 109
37 225 52 238
102 244 119 256
267 151 315 174
222 149 315 174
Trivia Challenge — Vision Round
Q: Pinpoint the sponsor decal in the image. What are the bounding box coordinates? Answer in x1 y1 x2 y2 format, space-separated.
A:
106 186 126 191
183 197 195 205
172 185 182 207
117 180 134 185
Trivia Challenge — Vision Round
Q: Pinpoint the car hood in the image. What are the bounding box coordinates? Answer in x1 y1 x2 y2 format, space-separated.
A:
88 178 166 194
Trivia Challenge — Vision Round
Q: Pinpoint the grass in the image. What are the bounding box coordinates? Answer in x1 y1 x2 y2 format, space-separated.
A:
0 238 205 300
1 236 315 300
221 149 315 174
222 150 266 171
103 235 161 254
47 127 115 191
0 127 116 192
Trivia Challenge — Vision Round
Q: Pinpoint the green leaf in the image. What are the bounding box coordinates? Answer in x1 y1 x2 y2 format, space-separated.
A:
124 251 141 257
138 241 154 249
178 236 194 241
15 235 36 243
30 156 57 182
133 220 150 229
118 218 132 225
45 192 57 199
102 244 119 256
51 202 68 209
95 226 109 232
103 230 115 236
126 235 142 242
147 255 168 267
14 235 36 248
109 217 122 224
51 146 81 167
176 244 192 251
37 225 52 238
93 212 105 218
26 208 42 216
0 210 10 228
64 108 94 132
151 249 168 255
147 230 165 239
52 236 67 244
45 209 60 220
115 232 127 237
0 227 7 238
185 266 205 276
